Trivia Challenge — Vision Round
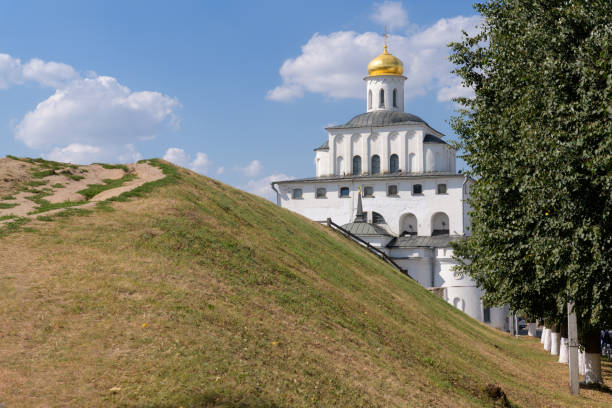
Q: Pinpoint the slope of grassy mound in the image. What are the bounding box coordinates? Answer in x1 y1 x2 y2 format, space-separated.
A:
0 160 609 407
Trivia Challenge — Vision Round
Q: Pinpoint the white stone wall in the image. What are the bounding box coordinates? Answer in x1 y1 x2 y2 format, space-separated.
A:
323 125 455 178
366 75 405 112
277 176 467 235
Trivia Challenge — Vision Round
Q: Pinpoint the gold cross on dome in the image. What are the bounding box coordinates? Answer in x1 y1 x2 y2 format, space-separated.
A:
383 24 389 52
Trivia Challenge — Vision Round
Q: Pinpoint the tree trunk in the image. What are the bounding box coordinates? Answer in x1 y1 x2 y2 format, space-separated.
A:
582 329 602 384
559 320 568 364
550 323 560 355
544 328 552 351
528 322 537 337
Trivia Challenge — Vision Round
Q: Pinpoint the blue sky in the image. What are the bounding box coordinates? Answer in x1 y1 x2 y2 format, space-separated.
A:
0 0 479 199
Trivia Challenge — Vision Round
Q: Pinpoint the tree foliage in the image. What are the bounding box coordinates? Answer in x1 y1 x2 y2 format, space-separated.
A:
449 0 611 333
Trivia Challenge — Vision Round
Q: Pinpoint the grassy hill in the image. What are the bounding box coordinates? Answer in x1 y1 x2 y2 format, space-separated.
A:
0 158 610 407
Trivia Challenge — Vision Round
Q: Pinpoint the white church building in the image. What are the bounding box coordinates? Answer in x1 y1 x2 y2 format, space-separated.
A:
272 45 508 330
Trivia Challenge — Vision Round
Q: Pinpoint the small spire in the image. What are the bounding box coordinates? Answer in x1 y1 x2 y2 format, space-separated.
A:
354 187 366 223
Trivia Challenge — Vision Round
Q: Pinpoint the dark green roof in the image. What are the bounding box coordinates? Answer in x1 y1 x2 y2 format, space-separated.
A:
424 134 447 144
341 222 391 236
388 235 462 248
327 111 429 130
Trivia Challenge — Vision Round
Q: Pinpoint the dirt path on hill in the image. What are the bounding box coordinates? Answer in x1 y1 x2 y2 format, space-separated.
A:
0 158 165 225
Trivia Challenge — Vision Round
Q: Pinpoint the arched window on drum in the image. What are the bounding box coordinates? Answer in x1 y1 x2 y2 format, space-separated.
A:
389 154 399 173
371 155 380 174
352 155 362 175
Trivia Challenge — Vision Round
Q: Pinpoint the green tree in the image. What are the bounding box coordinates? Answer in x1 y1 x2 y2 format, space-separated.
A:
449 0 611 383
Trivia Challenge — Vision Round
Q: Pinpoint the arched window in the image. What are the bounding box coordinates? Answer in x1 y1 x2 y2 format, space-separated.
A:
393 89 397 107
336 156 344 176
371 155 380 174
368 90 372 110
432 212 450 236
379 89 385 107
390 154 399 173
352 155 362 175
400 213 417 236
372 212 386 224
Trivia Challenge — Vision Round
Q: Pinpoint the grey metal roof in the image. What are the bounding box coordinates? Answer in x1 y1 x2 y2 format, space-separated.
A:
327 111 428 130
342 222 391 236
387 235 462 248
424 134 447 144
273 171 466 184
314 140 329 151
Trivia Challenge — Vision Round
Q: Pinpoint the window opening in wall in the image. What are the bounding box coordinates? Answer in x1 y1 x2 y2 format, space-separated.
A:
437 184 447 194
368 90 372 110
371 155 380 174
339 187 350 197
372 212 386 224
393 89 397 107
390 154 399 173
363 186 374 197
352 155 362 175
379 89 385 107
292 188 303 199
483 306 491 323
315 187 326 198
412 184 422 194
336 156 344 176
400 213 418 236
432 212 450 236
387 184 398 196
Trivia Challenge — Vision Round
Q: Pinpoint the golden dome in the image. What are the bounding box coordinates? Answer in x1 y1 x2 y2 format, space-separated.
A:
367 45 404 76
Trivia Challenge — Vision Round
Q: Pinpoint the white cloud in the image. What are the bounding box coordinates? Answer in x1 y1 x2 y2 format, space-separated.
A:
244 173 293 202
117 144 143 163
239 159 263 177
0 53 78 89
1 52 181 163
45 143 144 164
216 166 225 175
190 152 210 174
267 15 481 103
45 144 103 164
22 58 78 88
163 147 210 174
15 75 179 149
371 1 408 30
163 147 191 167
437 77 475 102
0 54 22 89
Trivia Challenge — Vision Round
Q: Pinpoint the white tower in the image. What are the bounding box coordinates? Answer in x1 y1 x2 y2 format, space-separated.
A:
365 45 406 113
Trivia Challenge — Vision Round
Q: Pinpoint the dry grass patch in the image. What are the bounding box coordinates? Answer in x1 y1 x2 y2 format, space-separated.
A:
0 163 610 407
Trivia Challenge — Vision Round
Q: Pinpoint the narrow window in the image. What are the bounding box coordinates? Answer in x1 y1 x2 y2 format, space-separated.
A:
363 186 374 197
371 155 380 174
339 187 350 197
372 212 386 224
412 184 422 194
379 89 385 107
390 154 399 173
483 307 491 323
393 89 397 107
316 187 326 198
437 184 447 194
352 155 362 175
387 185 398 196
292 188 303 199
368 89 372 110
